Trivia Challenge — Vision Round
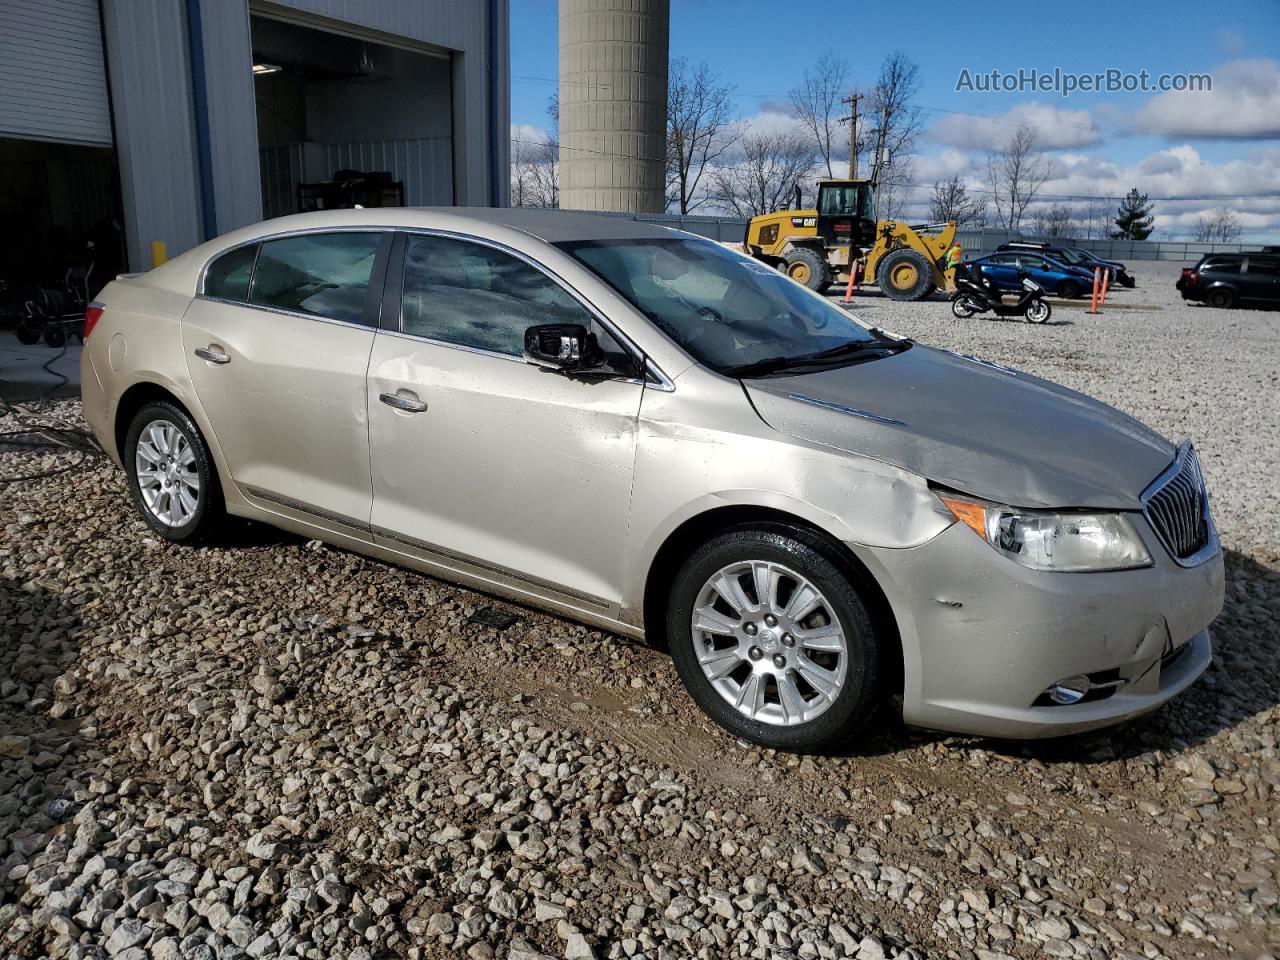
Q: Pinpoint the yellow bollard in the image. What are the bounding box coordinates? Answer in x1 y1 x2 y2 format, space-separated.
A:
150 241 168 268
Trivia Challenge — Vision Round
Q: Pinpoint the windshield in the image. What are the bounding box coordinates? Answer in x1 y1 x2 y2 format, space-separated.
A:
818 184 874 219
559 237 890 375
1055 248 1086 265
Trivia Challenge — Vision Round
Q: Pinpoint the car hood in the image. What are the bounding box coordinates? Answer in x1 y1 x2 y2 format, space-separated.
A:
744 344 1175 510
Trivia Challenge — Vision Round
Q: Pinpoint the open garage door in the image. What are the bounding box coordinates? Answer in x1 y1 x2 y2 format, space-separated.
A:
250 14 454 218
0 0 112 146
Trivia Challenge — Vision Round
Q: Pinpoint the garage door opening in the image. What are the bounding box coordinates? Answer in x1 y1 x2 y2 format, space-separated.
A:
0 137 124 331
250 16 454 219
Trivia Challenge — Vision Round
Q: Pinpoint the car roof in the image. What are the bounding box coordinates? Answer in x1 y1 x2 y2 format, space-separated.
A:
413 206 680 243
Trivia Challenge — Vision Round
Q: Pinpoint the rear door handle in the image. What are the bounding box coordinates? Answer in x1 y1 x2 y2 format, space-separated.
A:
379 392 428 413
194 347 230 365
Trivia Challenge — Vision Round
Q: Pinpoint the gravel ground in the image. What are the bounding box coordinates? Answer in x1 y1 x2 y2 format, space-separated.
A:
2 260 1278 960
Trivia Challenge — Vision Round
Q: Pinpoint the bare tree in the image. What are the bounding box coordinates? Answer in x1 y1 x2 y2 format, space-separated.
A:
1032 203 1075 238
1193 208 1242 242
666 59 738 214
877 160 915 220
711 132 815 219
511 95 560 208
928 174 986 227
1080 189 1110 239
986 124 1052 231
788 51 850 178
510 136 559 208
865 52 925 213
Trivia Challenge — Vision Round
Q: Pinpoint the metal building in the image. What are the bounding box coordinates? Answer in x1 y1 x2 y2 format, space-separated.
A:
0 0 510 278
559 0 668 214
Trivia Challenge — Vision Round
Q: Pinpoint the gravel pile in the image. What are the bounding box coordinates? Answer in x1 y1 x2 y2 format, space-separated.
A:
2 260 1278 959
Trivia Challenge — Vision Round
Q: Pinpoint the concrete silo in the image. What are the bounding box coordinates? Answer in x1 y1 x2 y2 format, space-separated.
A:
559 0 669 213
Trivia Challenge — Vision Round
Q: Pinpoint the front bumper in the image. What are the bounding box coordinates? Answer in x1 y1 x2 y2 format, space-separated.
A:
858 517 1224 739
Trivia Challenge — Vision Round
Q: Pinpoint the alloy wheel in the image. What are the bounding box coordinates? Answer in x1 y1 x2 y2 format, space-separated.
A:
690 560 848 726
134 419 201 527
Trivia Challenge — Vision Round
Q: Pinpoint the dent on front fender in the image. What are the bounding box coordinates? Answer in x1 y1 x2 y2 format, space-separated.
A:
626 413 954 597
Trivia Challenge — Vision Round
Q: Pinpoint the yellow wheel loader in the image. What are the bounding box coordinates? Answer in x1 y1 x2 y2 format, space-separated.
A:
743 179 958 301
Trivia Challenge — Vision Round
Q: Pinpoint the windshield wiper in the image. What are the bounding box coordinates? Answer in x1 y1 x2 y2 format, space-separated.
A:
723 336 908 378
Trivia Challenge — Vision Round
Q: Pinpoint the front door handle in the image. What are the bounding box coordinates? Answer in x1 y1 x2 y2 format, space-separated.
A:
379 392 428 413
194 347 230 365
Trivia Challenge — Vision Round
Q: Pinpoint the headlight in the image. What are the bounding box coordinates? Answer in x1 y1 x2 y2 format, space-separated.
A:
937 493 1152 572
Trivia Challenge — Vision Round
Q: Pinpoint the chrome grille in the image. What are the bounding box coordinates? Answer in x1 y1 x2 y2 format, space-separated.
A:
1143 443 1210 562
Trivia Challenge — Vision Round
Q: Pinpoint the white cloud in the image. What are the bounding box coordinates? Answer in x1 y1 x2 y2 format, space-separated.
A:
511 122 551 145
928 101 1103 151
737 105 808 139
1132 59 1280 140
886 144 1280 239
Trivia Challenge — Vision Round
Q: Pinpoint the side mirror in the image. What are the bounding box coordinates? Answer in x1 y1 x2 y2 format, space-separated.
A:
524 323 603 372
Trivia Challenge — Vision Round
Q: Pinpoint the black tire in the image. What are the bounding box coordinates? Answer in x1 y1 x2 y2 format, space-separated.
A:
1120 275 1136 288
1206 288 1234 309
783 247 832 292
877 249 934 301
1056 279 1080 300
951 295 979 319
15 320 41 346
666 524 883 752
42 324 67 348
1025 299 1052 324
124 400 226 543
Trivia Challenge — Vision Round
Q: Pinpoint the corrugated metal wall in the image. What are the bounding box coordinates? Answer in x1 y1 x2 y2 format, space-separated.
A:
101 0 203 272
317 139 454 205
98 0 507 270
199 1 264 235
260 139 454 219
0 0 112 146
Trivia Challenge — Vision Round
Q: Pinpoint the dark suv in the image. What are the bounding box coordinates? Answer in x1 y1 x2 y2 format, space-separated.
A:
1177 253 1280 309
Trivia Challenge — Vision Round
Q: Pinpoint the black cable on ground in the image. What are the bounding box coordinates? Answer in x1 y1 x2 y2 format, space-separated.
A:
0 339 105 484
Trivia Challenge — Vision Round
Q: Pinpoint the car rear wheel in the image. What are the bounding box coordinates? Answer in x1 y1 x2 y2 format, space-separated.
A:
1056 279 1080 299
666 525 883 752
125 401 225 542
1206 288 1235 309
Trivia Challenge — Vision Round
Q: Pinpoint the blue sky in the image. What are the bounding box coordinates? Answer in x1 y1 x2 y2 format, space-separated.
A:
511 0 1280 237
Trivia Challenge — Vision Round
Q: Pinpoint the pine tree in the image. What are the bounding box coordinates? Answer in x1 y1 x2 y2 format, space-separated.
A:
1112 187 1155 240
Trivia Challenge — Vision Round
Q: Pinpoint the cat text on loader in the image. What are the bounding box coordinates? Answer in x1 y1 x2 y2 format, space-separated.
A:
743 178 959 301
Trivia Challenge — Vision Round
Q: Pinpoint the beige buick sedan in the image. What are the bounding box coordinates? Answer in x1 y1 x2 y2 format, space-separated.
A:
82 208 1223 751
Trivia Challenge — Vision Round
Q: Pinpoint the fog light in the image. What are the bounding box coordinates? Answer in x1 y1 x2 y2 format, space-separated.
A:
1046 675 1090 705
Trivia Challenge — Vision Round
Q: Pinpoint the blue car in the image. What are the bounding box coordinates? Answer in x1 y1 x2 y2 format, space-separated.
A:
966 252 1097 299
998 241 1135 288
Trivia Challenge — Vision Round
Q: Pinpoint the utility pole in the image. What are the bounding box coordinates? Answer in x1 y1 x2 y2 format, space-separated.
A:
838 92 861 178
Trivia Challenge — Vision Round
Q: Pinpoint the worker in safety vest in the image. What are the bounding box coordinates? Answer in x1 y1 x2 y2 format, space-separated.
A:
944 242 963 271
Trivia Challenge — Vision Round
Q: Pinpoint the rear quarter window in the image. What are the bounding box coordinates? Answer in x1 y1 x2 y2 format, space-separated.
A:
1202 258 1241 274
203 244 258 301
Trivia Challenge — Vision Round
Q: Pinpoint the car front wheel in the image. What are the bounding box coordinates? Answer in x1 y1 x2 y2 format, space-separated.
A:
666 525 883 752
125 401 225 542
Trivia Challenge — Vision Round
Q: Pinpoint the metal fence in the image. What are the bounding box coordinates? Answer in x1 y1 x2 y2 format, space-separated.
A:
951 229 1265 262
566 209 1270 262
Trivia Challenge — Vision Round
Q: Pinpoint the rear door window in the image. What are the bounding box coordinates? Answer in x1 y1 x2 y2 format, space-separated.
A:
204 244 258 302
249 232 383 325
1246 257 1280 276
